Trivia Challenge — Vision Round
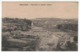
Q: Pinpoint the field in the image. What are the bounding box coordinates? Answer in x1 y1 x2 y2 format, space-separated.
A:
2 18 78 51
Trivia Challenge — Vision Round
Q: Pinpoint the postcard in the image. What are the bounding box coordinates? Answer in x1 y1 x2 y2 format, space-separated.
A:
2 2 78 52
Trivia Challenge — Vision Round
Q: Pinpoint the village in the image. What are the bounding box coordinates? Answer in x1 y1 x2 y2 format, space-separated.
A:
2 18 78 51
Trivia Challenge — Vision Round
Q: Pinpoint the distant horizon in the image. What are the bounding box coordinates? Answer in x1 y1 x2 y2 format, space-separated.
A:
2 17 78 20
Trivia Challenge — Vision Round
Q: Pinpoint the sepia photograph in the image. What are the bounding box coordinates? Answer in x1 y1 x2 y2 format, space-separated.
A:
2 2 78 51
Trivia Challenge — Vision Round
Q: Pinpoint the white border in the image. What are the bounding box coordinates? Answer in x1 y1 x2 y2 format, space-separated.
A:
0 0 79 52
2 0 78 1
0 0 2 52
78 0 80 52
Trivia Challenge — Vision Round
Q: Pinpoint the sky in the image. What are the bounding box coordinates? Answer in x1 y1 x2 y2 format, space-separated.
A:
2 2 78 19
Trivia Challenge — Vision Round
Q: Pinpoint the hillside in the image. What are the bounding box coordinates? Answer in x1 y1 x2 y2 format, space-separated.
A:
2 18 78 51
